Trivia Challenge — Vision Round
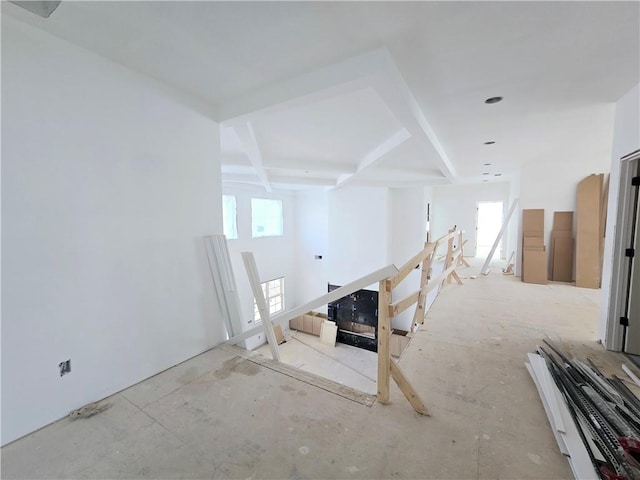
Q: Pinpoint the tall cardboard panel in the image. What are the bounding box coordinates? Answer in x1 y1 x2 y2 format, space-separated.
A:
551 234 574 282
576 174 603 288
522 209 547 284
550 212 574 282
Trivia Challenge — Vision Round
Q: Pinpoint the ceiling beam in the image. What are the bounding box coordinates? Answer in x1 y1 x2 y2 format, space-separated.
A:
264 158 356 175
220 47 456 183
336 128 411 188
370 59 457 181
231 123 272 193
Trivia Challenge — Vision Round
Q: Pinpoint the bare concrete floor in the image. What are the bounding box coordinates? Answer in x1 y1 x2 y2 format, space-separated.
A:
257 330 378 394
3 259 631 479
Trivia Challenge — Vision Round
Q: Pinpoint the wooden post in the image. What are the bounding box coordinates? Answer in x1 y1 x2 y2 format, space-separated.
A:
390 360 429 415
377 279 392 404
446 230 454 284
412 243 433 330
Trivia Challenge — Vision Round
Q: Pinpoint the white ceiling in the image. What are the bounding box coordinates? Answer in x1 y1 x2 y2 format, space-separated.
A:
4 1 639 191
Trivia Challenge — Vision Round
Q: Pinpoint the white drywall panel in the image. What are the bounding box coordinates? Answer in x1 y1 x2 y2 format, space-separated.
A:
389 188 426 330
431 182 511 258
223 185 296 349
328 186 390 290
519 148 611 253
1 18 223 445
293 190 329 314
600 83 640 346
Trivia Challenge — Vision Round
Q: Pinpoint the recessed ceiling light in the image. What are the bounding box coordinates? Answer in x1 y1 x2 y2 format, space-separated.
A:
494 173 502 177
484 141 495 145
482 172 490 175
485 96 503 104
483 163 492 166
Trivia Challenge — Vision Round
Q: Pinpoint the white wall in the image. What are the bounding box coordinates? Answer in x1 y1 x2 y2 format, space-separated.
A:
519 155 612 241
293 190 329 314
600 83 640 345
223 185 297 349
432 182 511 258
1 18 223 445
328 186 390 289
388 188 426 330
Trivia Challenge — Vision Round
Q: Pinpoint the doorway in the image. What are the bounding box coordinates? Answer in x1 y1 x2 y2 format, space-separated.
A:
476 201 504 257
605 150 640 352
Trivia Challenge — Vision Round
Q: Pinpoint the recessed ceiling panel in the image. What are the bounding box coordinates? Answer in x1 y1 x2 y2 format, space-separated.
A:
253 87 402 165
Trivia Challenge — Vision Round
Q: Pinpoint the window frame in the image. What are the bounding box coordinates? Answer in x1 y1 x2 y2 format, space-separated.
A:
251 197 284 238
253 277 285 323
222 194 238 240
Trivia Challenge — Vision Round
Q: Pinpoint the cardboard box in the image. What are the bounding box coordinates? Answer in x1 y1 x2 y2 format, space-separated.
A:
523 236 544 248
576 174 603 288
522 248 547 284
522 209 547 284
289 315 303 331
390 330 412 357
553 211 573 231
312 315 324 336
303 314 314 334
549 211 574 282
523 209 544 232
551 236 574 283
273 325 285 345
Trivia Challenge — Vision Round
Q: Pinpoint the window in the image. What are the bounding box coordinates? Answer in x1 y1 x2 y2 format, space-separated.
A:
222 195 238 239
253 277 285 322
251 198 283 238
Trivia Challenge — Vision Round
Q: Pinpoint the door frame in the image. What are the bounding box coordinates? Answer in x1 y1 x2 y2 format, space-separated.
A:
475 201 504 258
605 150 640 351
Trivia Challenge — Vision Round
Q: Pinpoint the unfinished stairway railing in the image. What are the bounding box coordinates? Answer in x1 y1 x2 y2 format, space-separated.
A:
226 229 465 415
377 228 465 414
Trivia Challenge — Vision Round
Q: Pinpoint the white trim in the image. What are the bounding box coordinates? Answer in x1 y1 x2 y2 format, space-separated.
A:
241 252 281 361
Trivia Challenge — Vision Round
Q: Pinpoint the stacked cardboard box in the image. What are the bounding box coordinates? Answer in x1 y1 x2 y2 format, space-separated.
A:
390 329 413 357
576 174 604 288
289 311 327 336
522 209 547 284
550 211 574 282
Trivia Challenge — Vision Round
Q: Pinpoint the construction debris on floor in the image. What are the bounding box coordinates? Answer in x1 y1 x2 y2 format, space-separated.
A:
527 339 640 480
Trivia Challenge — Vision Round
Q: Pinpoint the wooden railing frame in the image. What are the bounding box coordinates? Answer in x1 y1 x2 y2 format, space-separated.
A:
228 229 465 416
377 228 465 415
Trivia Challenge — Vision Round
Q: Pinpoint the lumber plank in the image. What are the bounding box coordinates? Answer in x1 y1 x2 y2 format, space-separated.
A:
388 290 420 318
451 270 463 286
390 243 436 288
377 280 392 404
412 246 434 328
390 359 429 416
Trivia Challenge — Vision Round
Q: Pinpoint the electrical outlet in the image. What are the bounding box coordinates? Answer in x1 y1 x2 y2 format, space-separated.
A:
59 359 71 377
